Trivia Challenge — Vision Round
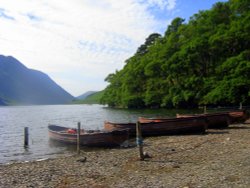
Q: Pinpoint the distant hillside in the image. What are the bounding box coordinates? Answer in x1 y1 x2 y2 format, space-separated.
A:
0 97 7 105
76 91 97 100
73 91 104 104
0 55 74 105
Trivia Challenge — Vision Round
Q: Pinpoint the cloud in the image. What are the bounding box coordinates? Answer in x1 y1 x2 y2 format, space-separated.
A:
25 13 42 22
0 0 175 96
0 8 15 20
142 0 176 10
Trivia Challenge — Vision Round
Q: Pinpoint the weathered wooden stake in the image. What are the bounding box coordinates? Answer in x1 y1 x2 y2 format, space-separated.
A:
77 122 81 154
204 105 207 114
136 121 144 161
24 127 29 147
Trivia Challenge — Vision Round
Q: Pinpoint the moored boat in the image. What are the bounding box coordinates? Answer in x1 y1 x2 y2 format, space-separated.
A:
104 116 207 137
176 112 230 128
48 124 129 147
227 110 249 124
138 116 170 123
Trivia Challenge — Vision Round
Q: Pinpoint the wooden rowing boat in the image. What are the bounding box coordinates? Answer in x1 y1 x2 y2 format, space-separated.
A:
104 116 207 137
48 124 129 147
176 110 249 127
138 116 170 123
228 110 249 124
176 112 230 128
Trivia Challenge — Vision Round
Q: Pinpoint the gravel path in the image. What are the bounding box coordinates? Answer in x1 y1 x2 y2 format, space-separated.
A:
0 121 250 188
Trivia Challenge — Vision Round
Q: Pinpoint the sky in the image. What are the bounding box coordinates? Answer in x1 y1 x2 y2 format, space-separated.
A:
0 0 228 97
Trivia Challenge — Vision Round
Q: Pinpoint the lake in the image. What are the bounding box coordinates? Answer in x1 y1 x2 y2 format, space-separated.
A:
0 104 201 164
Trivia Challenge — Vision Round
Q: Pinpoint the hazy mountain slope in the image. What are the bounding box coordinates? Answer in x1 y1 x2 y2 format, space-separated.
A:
73 90 104 104
0 97 7 105
0 55 74 105
76 91 97 100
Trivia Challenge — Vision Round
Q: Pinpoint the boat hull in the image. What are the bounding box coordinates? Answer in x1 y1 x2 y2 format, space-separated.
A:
228 110 249 124
176 113 231 128
105 116 207 137
48 125 129 147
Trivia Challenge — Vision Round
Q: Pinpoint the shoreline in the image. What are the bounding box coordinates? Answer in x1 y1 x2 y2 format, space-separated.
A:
0 122 250 187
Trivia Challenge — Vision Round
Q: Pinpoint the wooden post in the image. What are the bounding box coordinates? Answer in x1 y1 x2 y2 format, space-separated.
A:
239 102 242 109
77 122 81 154
24 127 29 147
136 121 144 161
204 105 207 114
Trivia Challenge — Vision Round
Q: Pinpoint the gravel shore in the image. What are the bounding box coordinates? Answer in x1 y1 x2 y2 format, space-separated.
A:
1 121 250 188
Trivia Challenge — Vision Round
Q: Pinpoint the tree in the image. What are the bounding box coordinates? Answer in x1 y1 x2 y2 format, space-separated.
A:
101 0 250 108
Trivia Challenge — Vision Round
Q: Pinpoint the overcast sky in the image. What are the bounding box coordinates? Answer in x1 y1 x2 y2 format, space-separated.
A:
0 0 227 97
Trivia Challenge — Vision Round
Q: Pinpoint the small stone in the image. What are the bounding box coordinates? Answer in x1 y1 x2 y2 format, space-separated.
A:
172 165 180 168
76 157 87 163
143 152 152 158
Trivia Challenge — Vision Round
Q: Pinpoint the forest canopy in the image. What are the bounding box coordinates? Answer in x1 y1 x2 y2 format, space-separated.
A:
101 0 250 108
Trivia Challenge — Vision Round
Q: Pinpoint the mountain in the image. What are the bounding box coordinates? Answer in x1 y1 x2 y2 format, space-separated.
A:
76 91 97 100
81 91 104 104
0 55 74 105
73 90 104 104
0 98 7 105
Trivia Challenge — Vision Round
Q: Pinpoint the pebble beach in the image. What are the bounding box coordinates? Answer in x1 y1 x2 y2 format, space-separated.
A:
0 121 250 188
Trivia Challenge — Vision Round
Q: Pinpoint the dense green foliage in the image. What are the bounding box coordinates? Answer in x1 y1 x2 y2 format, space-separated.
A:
101 0 250 108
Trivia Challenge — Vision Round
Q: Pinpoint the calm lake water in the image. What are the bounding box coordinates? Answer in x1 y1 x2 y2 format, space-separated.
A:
0 104 201 164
